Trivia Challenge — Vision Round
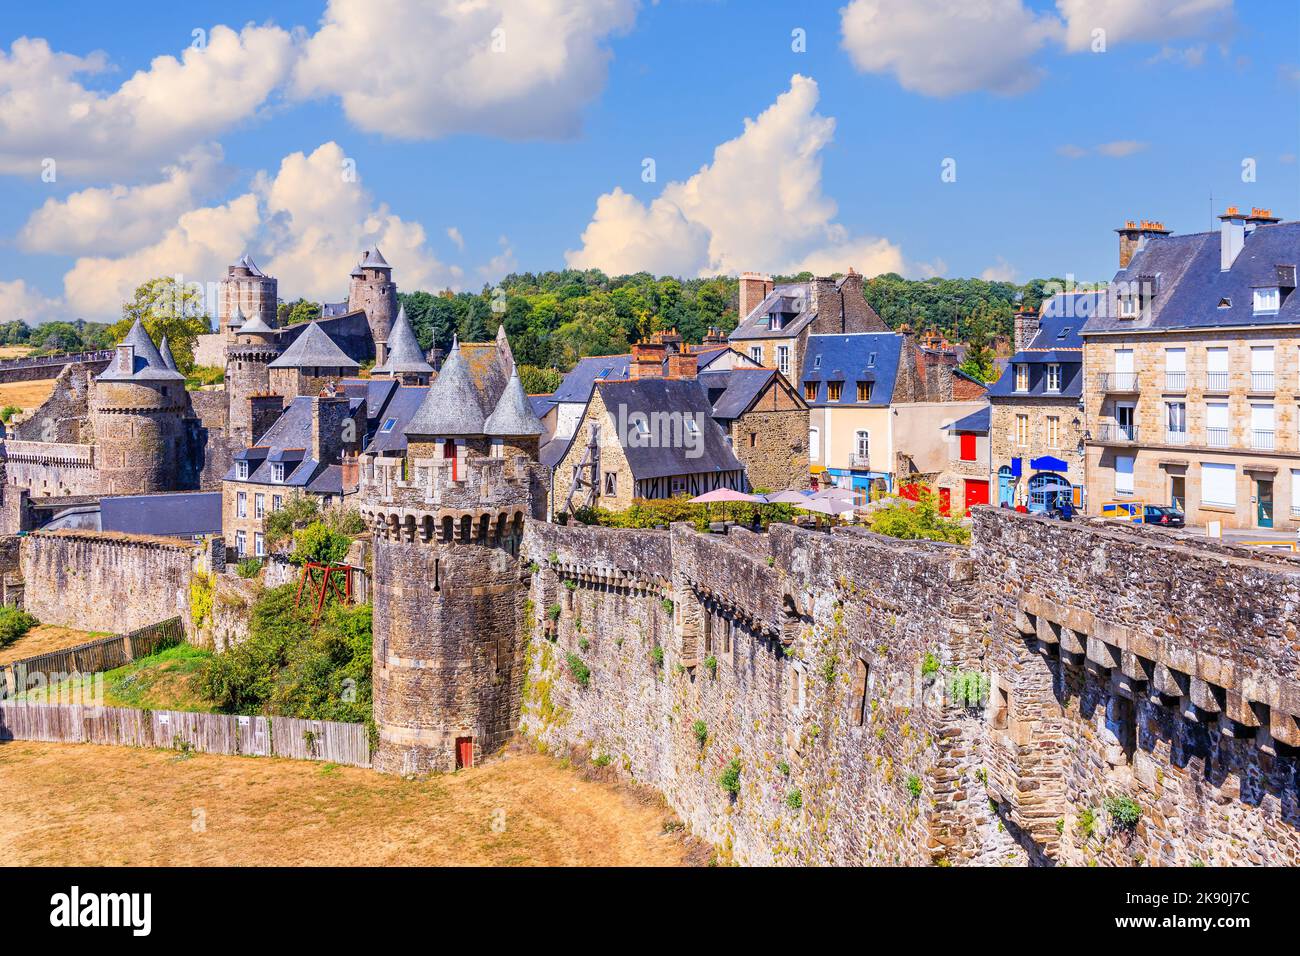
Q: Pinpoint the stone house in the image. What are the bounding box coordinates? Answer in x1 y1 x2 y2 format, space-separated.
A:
987 294 1092 510
728 269 888 380
934 405 991 515
1082 207 1300 529
699 367 809 492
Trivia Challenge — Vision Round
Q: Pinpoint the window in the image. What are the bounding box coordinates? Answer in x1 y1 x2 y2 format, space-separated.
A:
1046 416 1060 449
828 382 843 401
235 530 247 557
1291 469 1300 516
270 463 286 483
1046 364 1062 392
1114 454 1135 495
789 663 806 713
670 477 687 495
809 427 820 459
804 382 817 400
1056 326 1071 341
1251 346 1275 391
813 355 822 370
852 659 870 726
857 382 872 402
1206 402 1229 446
776 345 791 376
1166 402 1187 444
1119 294 1138 318
854 430 869 464
749 432 757 448
959 431 977 461
603 471 617 496
1165 348 1186 390
254 532 265 557
1254 288 1281 314
685 419 699 434
379 417 398 433
867 352 877 367
1201 462 1236 507
1014 364 1029 392
1206 347 1229 391
768 313 782 331
491 439 504 458
749 346 763 364
254 493 265 518
235 461 249 480
1252 403 1275 449
1015 414 1029 446
236 492 247 518
272 495 283 512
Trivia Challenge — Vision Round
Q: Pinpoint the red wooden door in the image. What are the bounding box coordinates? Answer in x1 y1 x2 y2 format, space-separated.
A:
939 487 951 515
455 736 473 769
443 441 457 481
964 479 989 515
959 431 977 461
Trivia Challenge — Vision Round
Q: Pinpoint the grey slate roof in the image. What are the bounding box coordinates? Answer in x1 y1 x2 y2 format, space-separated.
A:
552 353 632 404
943 405 991 433
800 333 902 407
528 395 554 418
159 336 178 371
594 378 744 481
373 305 433 375
484 368 544 436
698 368 781 421
363 385 428 455
231 254 266 277
225 395 365 487
97 318 185 382
729 283 813 341
1083 221 1300 334
228 304 246 327
268 320 360 370
360 246 391 270
238 311 276 336
100 492 222 537
405 339 486 436
987 292 1092 399
341 376 398 427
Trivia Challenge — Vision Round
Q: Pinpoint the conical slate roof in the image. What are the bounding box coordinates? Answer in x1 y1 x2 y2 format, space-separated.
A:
238 311 276 336
360 246 391 269
159 336 178 371
97 318 185 382
230 253 266 277
404 338 485 436
484 366 544 437
374 306 432 375
228 304 246 327
268 321 359 370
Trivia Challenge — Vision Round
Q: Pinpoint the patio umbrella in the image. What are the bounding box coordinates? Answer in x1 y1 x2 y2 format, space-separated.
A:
689 488 761 504
765 489 815 504
813 487 858 501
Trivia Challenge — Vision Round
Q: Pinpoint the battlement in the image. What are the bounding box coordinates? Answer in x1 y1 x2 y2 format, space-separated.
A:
1 440 96 468
361 453 533 510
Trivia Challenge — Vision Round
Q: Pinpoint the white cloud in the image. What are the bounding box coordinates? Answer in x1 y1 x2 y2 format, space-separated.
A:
479 236 518 283
981 259 1018 282
18 145 228 256
0 25 295 177
54 142 465 320
293 0 638 140
446 227 466 252
840 0 1234 96
839 0 1064 97
1057 140 1149 158
566 75 906 279
0 279 61 324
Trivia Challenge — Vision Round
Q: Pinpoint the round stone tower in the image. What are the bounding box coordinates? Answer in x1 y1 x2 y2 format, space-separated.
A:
347 246 397 365
219 254 278 337
360 342 546 774
224 306 282 440
92 319 192 495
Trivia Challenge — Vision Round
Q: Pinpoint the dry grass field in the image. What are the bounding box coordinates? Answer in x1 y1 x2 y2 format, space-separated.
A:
0 378 57 413
0 741 703 866
0 623 106 666
0 345 34 359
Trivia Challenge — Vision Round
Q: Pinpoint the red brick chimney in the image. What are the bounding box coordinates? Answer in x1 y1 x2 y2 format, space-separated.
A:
665 352 699 380
1115 218 1170 269
629 341 666 379
738 272 773 321
341 453 360 492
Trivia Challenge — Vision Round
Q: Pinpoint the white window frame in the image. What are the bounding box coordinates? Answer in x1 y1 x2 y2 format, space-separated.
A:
1046 364 1062 393
236 491 247 518
254 532 265 557
1201 462 1237 507
235 461 249 480
271 462 286 483
854 430 869 463
749 346 763 365
776 345 791 377
1254 288 1281 315
235 530 247 557
809 426 820 460
1014 364 1029 392
254 493 265 519
1114 454 1135 495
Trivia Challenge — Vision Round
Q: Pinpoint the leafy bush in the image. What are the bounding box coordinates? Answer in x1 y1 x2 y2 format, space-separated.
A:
1076 807 1098 841
565 652 591 688
948 670 990 709
0 606 37 648
0 405 22 423
546 603 562 622
651 646 665 668
777 760 790 777
572 496 796 531
867 486 971 545
235 558 263 579
921 652 940 680
906 774 923 800
786 789 803 810
291 522 353 567
719 759 742 795
704 655 718 677
578 637 590 652
1104 795 1142 829
591 752 612 768
692 720 708 746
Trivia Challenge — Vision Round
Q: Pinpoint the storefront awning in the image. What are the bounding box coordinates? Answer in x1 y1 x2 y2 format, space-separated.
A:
1030 455 1069 472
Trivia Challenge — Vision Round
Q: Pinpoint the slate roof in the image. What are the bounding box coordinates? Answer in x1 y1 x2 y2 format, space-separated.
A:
729 283 814 341
800 333 903 407
341 376 398 427
1083 220 1300 334
159 336 178 372
987 292 1091 399
231 254 266 277
363 385 428 455
100 492 222 537
552 354 633 404
268 320 360 370
225 395 365 487
323 301 352 318
97 318 185 382
405 339 487 436
373 305 432 375
593 378 744 480
485 368 545 436
943 405 992 433
360 246 391 270
238 311 276 336
528 395 554 418
228 304 245 327
698 368 782 421
540 436 571 469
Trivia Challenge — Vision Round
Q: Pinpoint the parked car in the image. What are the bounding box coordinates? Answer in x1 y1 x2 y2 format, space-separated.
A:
1143 505 1185 528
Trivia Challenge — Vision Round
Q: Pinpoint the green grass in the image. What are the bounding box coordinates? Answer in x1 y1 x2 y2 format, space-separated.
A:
22 643 217 712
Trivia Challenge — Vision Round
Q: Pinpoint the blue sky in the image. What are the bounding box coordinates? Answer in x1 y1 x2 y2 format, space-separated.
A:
0 0 1296 323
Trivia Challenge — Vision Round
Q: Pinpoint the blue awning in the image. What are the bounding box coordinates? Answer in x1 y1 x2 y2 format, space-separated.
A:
1010 457 1022 478
1030 455 1069 472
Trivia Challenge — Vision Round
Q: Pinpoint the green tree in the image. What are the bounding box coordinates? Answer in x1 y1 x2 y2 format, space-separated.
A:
518 364 562 395
109 277 211 373
957 304 998 383
280 298 323 326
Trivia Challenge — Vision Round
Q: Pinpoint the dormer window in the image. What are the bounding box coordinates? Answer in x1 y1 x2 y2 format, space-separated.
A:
271 463 286 483
1254 288 1281 315
1046 364 1062 392
768 313 782 331
1218 297 1232 309
1015 364 1029 392
1119 294 1138 319
867 352 877 367
236 461 249 480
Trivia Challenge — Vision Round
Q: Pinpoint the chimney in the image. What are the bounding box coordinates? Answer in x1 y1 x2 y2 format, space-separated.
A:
341 454 360 493
1115 219 1171 269
665 352 698 380
702 325 726 345
1218 206 1247 271
310 395 353 464
249 393 286 444
1245 206 1280 236
1013 306 1040 353
738 272 773 321
629 341 666 379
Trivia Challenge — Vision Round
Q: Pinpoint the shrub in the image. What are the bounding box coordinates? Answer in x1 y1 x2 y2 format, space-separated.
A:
692 720 708 746
867 486 971 545
578 637 591 652
719 759 742 795
0 606 37 649
291 522 352 567
948 670 990 709
651 646 665 668
546 603 562 622
571 496 796 532
661 598 674 614
777 760 790 777
264 494 321 550
1076 807 1098 841
820 656 836 685
786 789 803 810
235 558 263 579
921 652 940 680
0 405 22 423
565 653 591 688
564 579 577 591
591 752 612 768
1104 795 1142 829
905 774 923 800
704 655 718 677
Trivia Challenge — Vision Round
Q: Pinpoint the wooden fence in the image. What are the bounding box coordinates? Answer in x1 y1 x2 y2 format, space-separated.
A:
0 617 184 698
0 702 370 768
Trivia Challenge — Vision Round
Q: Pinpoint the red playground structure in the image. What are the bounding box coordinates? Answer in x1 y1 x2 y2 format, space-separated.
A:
294 562 353 623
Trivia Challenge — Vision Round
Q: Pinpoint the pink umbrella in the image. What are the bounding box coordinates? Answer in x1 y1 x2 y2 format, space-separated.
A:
765 489 815 504
690 488 761 504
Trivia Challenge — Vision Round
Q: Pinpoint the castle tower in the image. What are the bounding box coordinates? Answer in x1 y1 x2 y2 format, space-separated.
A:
361 337 546 774
219 254 278 337
92 319 193 494
224 306 283 439
371 305 433 386
267 321 359 403
347 246 398 365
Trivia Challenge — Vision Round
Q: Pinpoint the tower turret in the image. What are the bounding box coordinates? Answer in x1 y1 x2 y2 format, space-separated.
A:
225 308 283 439
371 305 433 385
219 254 278 337
347 246 398 364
